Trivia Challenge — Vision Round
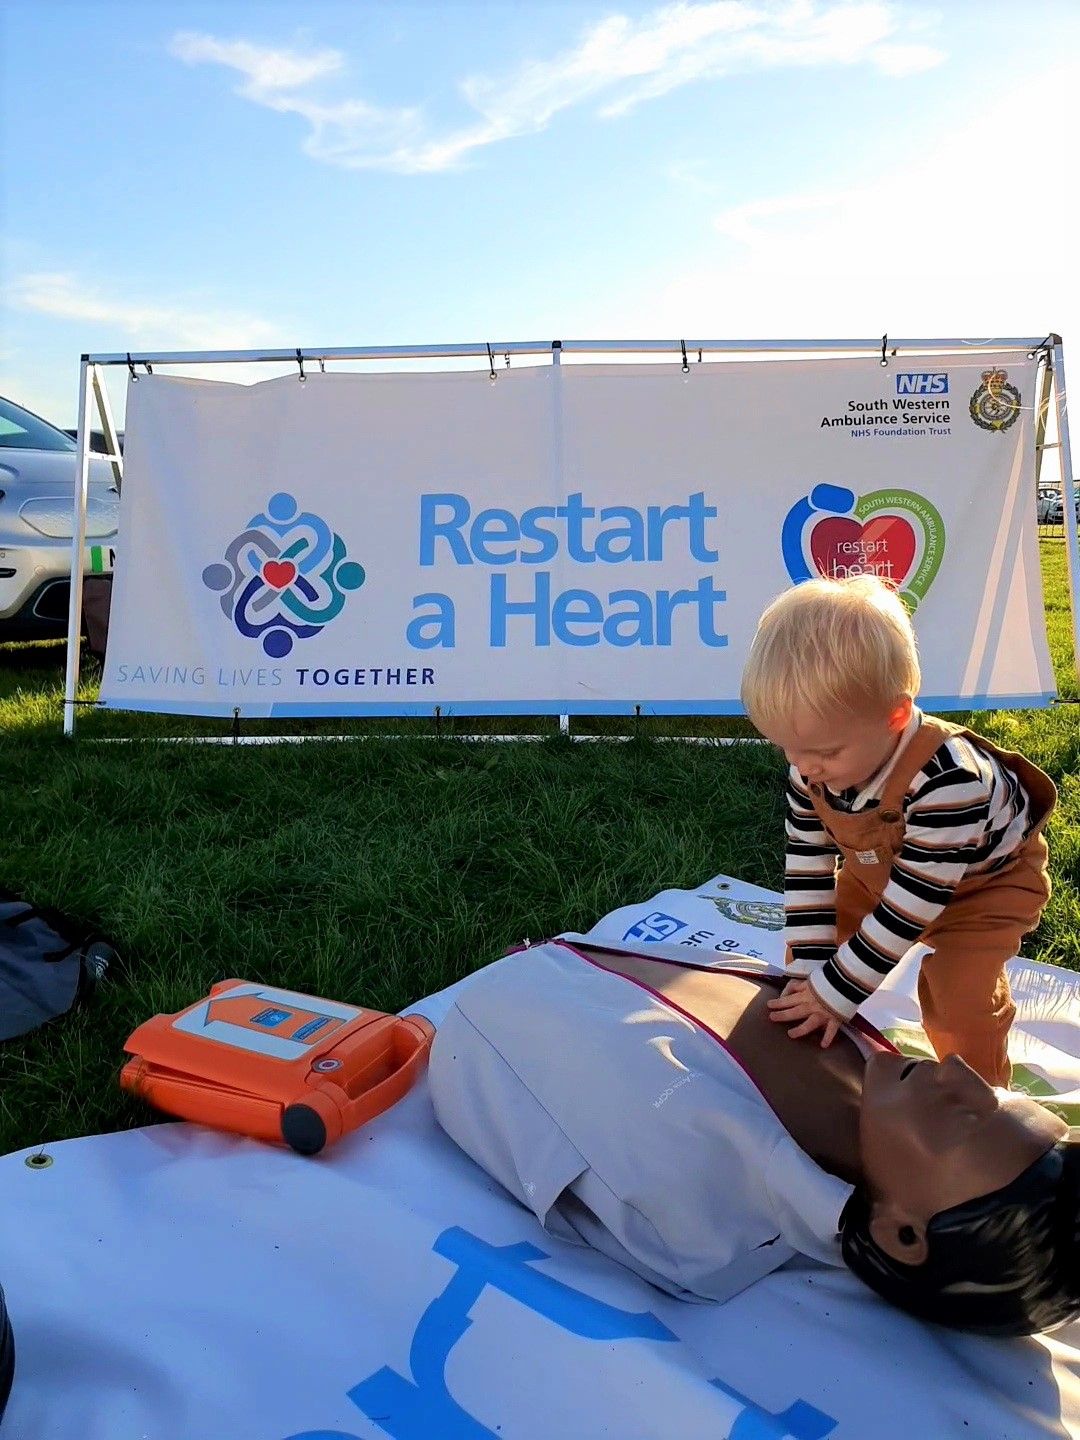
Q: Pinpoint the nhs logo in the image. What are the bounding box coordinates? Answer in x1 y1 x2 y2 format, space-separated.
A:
623 911 687 943
895 372 949 395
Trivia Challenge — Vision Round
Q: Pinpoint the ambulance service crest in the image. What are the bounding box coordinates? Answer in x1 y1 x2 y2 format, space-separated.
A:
969 368 1022 433
707 897 784 931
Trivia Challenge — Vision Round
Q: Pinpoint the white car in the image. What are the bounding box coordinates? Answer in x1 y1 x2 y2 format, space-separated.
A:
1045 493 1080 526
0 395 119 640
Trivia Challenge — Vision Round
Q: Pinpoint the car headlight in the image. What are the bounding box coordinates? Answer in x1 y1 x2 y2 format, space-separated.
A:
18 496 119 539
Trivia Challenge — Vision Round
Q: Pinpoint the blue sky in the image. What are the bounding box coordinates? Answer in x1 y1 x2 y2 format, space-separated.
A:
3 0 1078 430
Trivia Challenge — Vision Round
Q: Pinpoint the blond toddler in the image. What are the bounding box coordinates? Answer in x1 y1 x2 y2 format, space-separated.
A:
740 573 1056 1087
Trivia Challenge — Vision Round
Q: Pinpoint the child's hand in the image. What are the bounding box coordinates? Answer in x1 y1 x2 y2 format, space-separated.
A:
766 979 842 1048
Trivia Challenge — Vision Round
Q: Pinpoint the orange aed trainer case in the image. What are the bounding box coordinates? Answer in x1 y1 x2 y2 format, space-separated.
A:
120 979 435 1154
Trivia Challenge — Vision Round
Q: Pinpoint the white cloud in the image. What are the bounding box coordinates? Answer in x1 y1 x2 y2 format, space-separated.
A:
169 2 944 174
704 59 1078 291
711 189 854 245
570 57 1078 351
168 31 430 171
591 0 938 117
5 272 303 419
9 272 281 352
869 42 943 77
170 32 344 92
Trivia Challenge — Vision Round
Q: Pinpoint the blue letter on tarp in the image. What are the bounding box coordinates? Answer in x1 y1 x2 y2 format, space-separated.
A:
288 1227 836 1440
347 1228 674 1438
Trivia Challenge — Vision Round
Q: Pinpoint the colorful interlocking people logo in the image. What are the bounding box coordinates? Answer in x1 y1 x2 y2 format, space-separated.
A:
969 367 1022 432
202 492 365 658
781 482 946 612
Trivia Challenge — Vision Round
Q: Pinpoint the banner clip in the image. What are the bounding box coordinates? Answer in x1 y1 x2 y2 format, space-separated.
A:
1028 334 1053 361
296 349 306 383
486 343 497 384
126 353 151 381
680 339 690 374
880 333 889 367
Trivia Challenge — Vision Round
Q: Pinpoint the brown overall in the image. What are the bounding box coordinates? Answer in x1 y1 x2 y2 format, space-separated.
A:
805 715 1056 1087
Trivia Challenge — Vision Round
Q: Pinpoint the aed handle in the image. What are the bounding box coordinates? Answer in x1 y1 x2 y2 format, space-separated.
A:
339 1014 435 1129
282 1013 435 1155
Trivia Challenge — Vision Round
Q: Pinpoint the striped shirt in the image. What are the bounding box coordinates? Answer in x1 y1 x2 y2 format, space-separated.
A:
784 720 1033 1020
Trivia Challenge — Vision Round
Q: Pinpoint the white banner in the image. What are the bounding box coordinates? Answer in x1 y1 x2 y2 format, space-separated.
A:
0 873 1077 1439
101 353 1054 717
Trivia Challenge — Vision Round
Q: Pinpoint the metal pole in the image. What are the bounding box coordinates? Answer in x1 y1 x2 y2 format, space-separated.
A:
82 337 1049 368
91 365 124 490
62 358 95 737
1034 352 1054 489
1051 339 1080 678
551 341 570 739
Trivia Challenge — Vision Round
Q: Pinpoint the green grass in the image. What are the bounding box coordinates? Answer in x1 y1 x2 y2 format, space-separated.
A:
0 539 1076 1153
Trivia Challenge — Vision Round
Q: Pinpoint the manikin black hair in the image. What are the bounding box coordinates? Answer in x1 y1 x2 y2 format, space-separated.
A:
840 1140 1080 1336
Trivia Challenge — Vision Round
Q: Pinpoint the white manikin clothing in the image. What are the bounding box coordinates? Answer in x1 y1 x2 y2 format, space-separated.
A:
429 936 887 1305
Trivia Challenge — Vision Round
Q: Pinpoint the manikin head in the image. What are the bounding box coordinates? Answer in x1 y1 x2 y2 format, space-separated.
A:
843 1051 1080 1335
741 574 921 791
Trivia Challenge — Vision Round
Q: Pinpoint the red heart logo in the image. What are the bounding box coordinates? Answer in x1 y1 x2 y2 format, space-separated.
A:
808 515 917 588
263 560 297 589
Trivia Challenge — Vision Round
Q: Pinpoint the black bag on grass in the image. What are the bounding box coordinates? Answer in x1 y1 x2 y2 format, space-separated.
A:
0 891 115 1042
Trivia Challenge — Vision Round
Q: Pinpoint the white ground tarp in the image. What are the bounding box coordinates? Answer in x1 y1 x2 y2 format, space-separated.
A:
0 873 1076 1439
100 354 1054 718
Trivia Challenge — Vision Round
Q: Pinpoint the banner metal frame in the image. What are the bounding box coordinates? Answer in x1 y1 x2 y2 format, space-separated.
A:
63 335 1077 738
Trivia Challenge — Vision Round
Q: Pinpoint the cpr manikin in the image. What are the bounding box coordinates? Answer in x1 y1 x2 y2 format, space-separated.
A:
429 937 1080 1336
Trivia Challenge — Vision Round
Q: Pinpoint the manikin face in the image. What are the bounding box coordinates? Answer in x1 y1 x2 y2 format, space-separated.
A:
759 698 912 793
858 1052 1067 1262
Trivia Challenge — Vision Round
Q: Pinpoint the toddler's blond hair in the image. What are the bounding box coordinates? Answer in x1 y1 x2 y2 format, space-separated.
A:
741 574 920 730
